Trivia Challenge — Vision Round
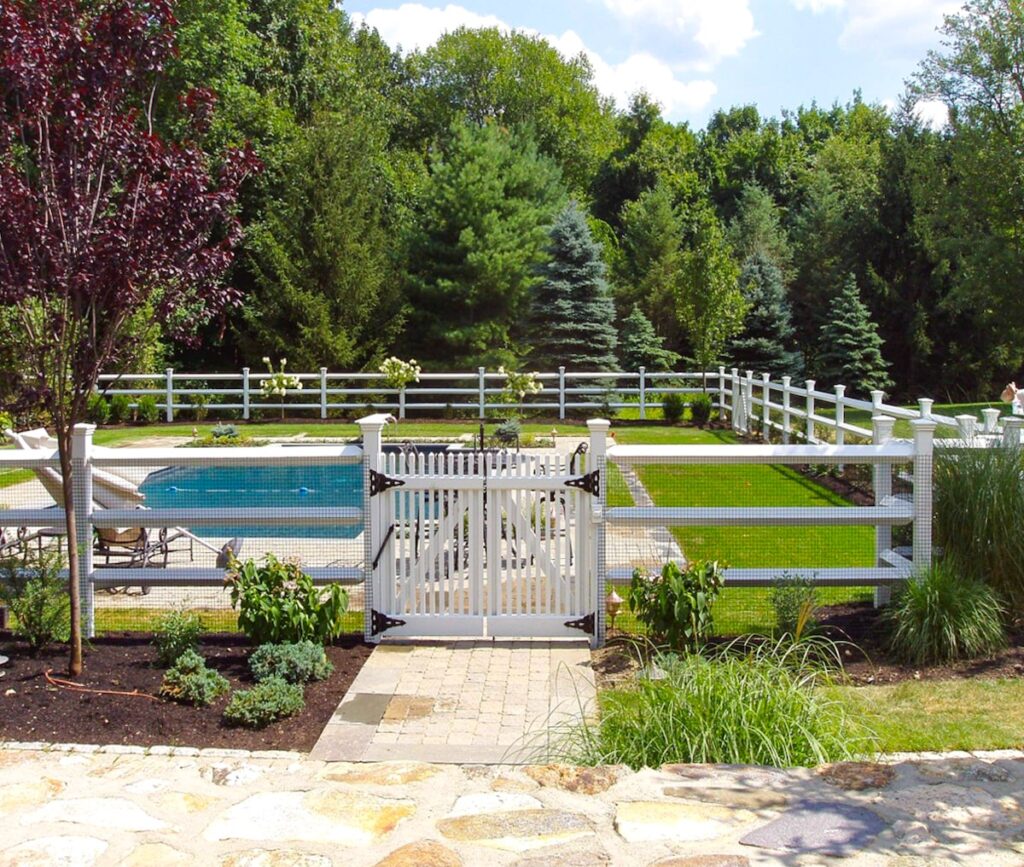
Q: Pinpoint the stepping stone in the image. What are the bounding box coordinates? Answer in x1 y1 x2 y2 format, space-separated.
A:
663 786 788 809
438 808 592 853
374 841 462 867
1 835 107 867
524 764 621 794
23 797 166 832
121 843 191 866
649 857 750 867
450 792 542 816
662 764 789 789
219 851 333 867
614 801 754 843
739 801 886 856
818 761 896 791
0 777 65 813
321 762 441 786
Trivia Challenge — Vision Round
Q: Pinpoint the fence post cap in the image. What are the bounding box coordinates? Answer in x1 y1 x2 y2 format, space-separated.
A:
356 413 395 430
586 418 611 431
834 384 846 396
909 417 938 432
805 379 816 387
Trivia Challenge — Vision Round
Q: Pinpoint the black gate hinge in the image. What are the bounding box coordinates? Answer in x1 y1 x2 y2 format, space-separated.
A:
564 612 595 635
566 470 600 497
369 469 405 497
371 609 407 636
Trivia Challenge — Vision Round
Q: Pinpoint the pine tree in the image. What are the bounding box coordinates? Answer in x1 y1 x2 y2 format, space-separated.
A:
816 274 892 393
529 202 618 370
727 252 803 377
619 305 680 371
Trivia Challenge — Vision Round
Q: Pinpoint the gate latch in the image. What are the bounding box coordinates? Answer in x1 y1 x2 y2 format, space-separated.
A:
369 469 405 497
566 470 600 497
564 613 595 635
371 609 407 635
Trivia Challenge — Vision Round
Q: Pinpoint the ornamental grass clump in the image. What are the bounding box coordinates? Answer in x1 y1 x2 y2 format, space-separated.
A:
560 638 870 769
249 641 334 684
885 562 1006 665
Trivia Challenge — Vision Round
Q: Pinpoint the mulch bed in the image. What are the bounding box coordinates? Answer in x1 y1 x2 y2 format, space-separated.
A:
594 603 1024 690
0 633 372 751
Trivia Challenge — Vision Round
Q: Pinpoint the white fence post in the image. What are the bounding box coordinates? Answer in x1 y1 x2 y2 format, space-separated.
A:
911 418 937 573
478 367 486 420
805 379 816 443
398 387 406 420
744 371 754 435
761 373 771 442
558 366 566 420
955 414 977 442
242 367 251 420
72 424 96 638
870 390 884 417
730 368 741 432
638 366 646 421
781 376 792 444
918 398 933 420
1002 416 1024 448
982 408 1001 435
718 366 726 420
320 368 328 420
587 418 610 649
834 384 846 473
165 368 174 422
358 414 387 643
872 415 896 607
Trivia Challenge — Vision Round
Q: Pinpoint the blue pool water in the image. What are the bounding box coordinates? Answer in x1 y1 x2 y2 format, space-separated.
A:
139 465 364 538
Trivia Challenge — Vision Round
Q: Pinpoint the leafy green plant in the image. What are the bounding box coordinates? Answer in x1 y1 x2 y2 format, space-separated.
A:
86 393 110 424
136 395 160 424
211 423 238 439
190 392 211 422
934 445 1024 614
226 554 348 645
159 649 229 706
885 562 1006 665
108 394 131 424
627 560 725 651
0 410 13 430
557 638 869 769
661 392 685 424
770 572 818 636
0 550 70 654
494 418 520 446
223 676 304 728
689 393 713 427
152 609 205 667
250 641 334 683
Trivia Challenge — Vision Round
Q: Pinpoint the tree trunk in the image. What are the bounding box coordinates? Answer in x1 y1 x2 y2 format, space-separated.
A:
57 431 83 676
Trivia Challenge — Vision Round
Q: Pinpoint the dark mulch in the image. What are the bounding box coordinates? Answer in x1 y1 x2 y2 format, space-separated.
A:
595 604 1024 690
0 633 372 751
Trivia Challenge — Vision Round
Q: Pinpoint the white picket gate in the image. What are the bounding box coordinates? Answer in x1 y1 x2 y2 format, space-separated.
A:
366 449 600 641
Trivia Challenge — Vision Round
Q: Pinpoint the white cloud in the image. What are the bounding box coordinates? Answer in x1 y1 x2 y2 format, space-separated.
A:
913 98 949 130
790 0 843 11
790 0 957 51
601 0 758 61
353 4 718 118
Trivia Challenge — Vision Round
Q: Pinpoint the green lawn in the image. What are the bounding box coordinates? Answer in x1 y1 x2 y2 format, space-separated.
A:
832 679 1024 753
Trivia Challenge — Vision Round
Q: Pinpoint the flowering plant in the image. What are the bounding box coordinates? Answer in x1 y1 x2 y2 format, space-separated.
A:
379 356 421 391
499 366 542 404
260 357 301 418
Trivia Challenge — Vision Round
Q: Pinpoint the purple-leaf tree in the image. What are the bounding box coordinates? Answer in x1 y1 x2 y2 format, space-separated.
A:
0 0 258 674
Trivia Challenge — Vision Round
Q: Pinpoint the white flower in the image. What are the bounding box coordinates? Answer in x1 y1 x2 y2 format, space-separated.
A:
261 356 270 365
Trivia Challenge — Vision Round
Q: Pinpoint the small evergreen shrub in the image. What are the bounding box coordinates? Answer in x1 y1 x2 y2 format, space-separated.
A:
86 393 110 424
153 609 204 667
226 554 348 645
886 563 1006 665
689 393 713 426
109 394 132 424
661 392 685 424
223 677 305 728
770 572 818 636
494 418 521 446
159 650 229 706
136 395 160 424
0 550 69 653
249 641 334 684
627 560 725 652
211 423 238 439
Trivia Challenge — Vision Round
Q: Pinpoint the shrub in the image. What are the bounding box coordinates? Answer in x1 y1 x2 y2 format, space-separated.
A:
153 609 204 667
223 676 304 728
934 445 1024 614
689 393 713 427
249 641 334 684
560 640 869 769
86 393 110 424
494 418 520 446
159 650 229 706
136 395 160 424
627 560 725 652
661 392 685 424
109 394 132 424
226 554 348 645
211 423 238 439
885 562 1006 665
191 392 211 422
0 550 69 654
770 572 818 636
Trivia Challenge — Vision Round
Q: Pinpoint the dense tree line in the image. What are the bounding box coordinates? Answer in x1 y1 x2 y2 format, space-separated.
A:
11 0 1021 402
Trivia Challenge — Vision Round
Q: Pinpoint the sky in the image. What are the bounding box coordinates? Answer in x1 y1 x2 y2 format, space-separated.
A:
342 0 957 127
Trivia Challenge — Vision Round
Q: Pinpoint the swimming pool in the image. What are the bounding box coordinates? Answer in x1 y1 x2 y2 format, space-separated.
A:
140 465 364 538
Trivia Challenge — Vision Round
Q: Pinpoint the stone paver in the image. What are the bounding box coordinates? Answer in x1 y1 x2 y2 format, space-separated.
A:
1 746 1023 865
312 639 596 764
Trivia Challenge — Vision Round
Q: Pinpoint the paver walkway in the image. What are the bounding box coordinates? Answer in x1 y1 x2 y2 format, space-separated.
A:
0 745 1022 865
312 639 596 764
